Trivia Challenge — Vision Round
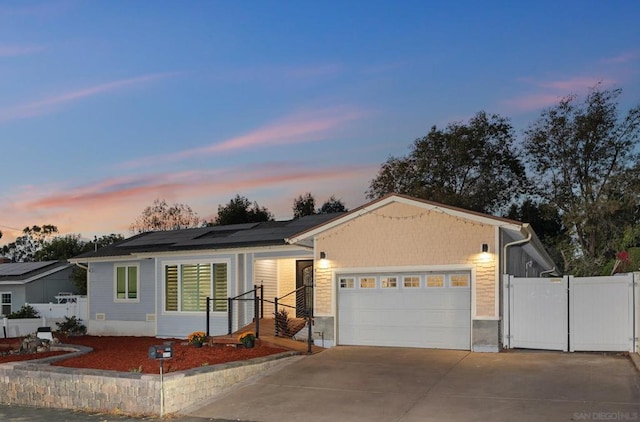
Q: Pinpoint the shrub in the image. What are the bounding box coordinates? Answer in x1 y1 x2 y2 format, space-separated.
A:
55 316 87 336
275 309 292 337
7 305 40 319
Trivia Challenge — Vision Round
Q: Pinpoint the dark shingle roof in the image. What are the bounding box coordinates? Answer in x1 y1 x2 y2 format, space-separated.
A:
73 213 342 260
0 261 71 281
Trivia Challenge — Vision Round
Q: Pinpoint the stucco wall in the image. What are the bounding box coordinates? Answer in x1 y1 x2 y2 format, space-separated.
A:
314 201 498 318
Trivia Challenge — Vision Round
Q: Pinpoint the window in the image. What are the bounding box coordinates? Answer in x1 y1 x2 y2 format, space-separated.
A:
115 265 138 301
426 275 444 288
339 277 355 289
403 276 420 288
1 293 11 316
359 277 376 289
165 262 228 312
450 274 470 288
381 276 398 288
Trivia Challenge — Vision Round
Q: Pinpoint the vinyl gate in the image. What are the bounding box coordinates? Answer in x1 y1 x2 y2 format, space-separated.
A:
503 273 638 352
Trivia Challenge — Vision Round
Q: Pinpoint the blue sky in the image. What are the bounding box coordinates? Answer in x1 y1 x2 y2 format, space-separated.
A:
1 0 639 244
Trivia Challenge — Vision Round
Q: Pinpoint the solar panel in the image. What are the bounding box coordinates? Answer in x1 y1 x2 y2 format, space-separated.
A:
0 261 58 276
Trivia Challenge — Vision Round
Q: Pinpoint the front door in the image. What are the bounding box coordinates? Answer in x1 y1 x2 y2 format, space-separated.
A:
295 260 313 318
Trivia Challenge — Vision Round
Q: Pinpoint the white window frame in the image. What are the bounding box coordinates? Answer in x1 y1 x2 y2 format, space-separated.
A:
426 274 445 288
449 273 470 288
402 275 421 288
359 277 376 289
114 264 140 303
339 277 355 289
380 276 398 289
1 292 11 316
163 259 230 313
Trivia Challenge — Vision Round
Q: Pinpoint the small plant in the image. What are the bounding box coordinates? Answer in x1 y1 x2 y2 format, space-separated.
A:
275 309 292 337
129 365 143 373
187 331 206 345
55 316 87 336
7 305 40 319
237 332 256 348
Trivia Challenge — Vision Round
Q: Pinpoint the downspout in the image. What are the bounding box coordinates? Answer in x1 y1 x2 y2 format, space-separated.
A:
539 267 557 277
502 226 532 350
74 263 88 271
502 227 532 275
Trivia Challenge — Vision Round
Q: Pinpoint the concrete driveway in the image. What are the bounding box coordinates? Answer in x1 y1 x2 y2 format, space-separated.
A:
186 347 640 422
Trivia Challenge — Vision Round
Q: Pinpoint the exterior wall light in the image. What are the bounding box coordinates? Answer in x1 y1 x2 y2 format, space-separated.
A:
320 251 327 259
481 243 489 253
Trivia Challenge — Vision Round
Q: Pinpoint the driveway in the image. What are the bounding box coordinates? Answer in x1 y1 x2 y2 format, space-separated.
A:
186 347 640 422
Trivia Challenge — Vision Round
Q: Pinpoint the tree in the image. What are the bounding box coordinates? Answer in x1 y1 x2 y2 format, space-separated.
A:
210 195 274 226
1 225 59 262
367 111 527 214
35 234 86 261
293 193 316 218
293 193 349 218
318 195 348 214
129 199 201 233
524 87 640 274
505 199 568 269
69 234 125 294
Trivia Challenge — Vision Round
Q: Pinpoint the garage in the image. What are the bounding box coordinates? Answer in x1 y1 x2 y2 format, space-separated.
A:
337 271 471 349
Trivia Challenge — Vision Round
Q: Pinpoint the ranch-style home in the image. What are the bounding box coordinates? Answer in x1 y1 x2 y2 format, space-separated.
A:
0 260 76 317
69 193 557 352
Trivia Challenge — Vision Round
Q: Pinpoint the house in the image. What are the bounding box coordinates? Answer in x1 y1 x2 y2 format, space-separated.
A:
69 193 557 352
0 260 76 317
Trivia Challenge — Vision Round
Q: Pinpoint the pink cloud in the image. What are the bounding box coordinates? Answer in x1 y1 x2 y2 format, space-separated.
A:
601 51 639 64
124 106 367 168
0 162 376 241
503 76 616 112
0 44 43 57
0 73 176 123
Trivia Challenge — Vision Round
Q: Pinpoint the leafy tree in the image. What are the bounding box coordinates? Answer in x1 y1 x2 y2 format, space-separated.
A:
1 225 59 262
505 199 568 269
129 199 201 233
293 193 348 218
36 234 86 261
367 111 527 214
318 195 348 214
210 195 274 226
293 193 316 218
70 234 125 295
524 87 640 274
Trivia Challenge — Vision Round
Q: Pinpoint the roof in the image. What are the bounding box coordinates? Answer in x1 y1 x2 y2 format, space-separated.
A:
287 193 525 243
71 213 343 260
0 260 73 285
286 193 558 273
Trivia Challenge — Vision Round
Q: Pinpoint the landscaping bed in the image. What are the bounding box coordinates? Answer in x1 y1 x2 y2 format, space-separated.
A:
0 335 288 374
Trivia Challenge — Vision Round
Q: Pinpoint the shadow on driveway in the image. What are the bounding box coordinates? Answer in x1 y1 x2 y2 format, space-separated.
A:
186 346 640 422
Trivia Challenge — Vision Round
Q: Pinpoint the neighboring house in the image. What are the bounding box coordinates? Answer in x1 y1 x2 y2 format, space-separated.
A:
0 260 76 317
69 194 557 352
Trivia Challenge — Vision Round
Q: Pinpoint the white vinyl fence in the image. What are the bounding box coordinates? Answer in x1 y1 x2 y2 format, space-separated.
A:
26 296 88 322
504 273 638 353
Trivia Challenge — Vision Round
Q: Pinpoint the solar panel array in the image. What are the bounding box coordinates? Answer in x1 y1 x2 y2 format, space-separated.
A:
0 261 58 276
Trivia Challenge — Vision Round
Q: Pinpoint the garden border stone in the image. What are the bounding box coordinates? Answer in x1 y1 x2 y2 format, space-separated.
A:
0 343 300 416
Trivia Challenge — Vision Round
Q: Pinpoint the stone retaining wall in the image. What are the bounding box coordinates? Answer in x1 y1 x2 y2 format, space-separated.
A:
0 348 299 416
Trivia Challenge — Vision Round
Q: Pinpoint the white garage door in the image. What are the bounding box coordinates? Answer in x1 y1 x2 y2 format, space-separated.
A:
337 272 471 349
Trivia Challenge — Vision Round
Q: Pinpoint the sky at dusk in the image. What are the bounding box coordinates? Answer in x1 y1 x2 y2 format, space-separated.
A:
1 0 639 244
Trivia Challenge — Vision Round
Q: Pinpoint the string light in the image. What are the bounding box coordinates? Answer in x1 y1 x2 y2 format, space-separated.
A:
317 206 489 241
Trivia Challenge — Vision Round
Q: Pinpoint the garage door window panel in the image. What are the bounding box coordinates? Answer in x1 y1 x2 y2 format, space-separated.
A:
359 277 376 289
403 276 420 288
381 276 398 288
450 274 470 288
427 275 444 288
339 277 355 289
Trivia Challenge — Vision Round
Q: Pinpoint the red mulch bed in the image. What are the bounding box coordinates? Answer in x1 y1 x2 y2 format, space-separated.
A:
0 336 288 374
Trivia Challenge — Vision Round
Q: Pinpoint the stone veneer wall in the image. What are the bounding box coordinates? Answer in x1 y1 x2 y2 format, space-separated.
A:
0 348 299 416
